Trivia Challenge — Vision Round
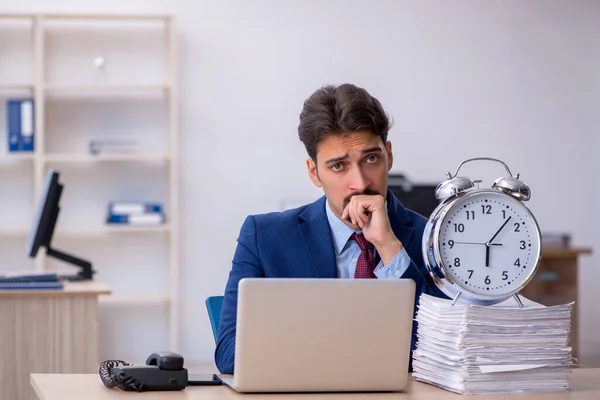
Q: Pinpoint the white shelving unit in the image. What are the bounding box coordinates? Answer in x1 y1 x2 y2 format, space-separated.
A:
0 13 179 360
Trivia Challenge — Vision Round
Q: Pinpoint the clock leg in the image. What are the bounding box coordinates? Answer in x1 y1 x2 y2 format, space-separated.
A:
452 291 462 306
513 293 524 308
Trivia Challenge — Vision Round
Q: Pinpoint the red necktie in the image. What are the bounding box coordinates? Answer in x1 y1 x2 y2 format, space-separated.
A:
351 233 377 279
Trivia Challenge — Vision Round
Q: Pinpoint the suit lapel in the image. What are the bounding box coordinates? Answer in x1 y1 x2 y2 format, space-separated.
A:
298 197 337 278
386 189 416 251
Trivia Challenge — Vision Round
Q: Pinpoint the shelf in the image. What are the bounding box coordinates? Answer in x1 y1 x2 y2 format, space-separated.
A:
0 14 35 20
0 153 34 163
44 83 170 93
0 227 30 237
99 292 170 306
43 13 172 21
0 225 169 238
58 225 170 237
103 224 170 233
0 83 34 91
44 153 169 163
0 226 169 239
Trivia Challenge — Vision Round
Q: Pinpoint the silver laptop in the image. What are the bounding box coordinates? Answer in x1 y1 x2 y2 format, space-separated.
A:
221 278 416 393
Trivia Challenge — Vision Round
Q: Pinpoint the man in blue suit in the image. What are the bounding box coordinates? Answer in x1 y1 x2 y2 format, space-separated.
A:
215 83 447 374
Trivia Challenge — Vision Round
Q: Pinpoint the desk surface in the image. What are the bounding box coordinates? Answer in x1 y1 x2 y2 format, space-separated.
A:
31 368 600 400
0 280 110 297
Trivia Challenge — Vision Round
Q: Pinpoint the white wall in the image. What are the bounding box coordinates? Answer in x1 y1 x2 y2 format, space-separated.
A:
3 0 600 367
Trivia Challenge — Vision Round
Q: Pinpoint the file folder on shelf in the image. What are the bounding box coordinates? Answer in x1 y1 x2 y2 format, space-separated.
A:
6 99 35 152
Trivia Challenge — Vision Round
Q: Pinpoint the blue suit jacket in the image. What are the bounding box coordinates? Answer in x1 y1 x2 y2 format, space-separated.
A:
214 189 448 374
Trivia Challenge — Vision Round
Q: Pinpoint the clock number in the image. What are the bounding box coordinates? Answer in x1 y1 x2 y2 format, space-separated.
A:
514 223 521 232
465 210 475 220
453 223 465 233
502 271 508 281
520 240 526 250
514 258 521 267
467 270 474 279
448 240 455 249
502 210 506 219
485 275 491 285
481 205 492 215
454 258 461 267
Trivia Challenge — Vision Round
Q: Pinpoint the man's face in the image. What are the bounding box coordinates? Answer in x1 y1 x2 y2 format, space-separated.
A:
307 131 393 227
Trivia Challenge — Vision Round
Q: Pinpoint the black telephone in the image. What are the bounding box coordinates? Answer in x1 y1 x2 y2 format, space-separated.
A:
99 351 219 392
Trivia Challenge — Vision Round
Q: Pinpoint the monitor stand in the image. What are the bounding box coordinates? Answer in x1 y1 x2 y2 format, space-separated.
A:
46 247 95 281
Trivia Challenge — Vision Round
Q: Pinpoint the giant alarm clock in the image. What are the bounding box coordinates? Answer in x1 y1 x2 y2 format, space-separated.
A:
422 157 542 307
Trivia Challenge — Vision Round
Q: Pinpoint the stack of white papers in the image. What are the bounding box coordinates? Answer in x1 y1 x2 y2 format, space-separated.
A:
412 293 574 395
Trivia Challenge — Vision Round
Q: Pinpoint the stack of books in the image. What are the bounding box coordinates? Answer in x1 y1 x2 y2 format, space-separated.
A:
0 272 63 290
412 293 573 395
106 201 165 226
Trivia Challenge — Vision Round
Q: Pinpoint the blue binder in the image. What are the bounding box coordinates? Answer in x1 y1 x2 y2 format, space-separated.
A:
7 99 35 152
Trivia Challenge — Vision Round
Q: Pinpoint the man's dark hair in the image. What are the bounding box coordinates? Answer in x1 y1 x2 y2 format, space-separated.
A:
298 83 391 161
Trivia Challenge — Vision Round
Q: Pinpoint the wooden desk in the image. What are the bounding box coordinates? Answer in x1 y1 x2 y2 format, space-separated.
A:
0 281 110 400
30 369 600 400
520 247 592 360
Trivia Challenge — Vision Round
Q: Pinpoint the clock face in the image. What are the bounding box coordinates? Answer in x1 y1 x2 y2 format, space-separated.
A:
437 190 541 297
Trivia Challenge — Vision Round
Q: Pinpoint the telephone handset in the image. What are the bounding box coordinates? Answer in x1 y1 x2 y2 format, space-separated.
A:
99 351 188 392
145 351 185 371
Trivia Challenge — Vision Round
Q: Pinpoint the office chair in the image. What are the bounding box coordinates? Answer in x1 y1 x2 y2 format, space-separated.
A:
205 295 224 343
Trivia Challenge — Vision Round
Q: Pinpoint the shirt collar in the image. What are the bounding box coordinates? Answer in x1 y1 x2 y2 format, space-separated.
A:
325 199 358 255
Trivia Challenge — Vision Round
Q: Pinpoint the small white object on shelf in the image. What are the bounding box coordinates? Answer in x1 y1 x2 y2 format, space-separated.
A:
93 55 108 84
93 56 106 70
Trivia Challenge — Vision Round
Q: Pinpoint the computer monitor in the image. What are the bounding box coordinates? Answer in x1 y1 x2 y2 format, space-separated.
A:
26 169 95 281
388 174 440 219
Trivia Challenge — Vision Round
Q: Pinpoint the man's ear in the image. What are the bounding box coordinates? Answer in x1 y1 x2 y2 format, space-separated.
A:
307 158 322 187
386 141 393 171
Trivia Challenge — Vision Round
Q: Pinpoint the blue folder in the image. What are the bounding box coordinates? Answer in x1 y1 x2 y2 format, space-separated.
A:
7 99 35 152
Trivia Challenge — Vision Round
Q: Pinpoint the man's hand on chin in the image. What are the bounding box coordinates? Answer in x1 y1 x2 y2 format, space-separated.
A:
341 194 403 265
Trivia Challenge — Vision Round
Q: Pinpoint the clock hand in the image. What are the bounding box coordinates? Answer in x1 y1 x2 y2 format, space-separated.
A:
452 241 503 246
485 217 511 267
488 216 512 244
